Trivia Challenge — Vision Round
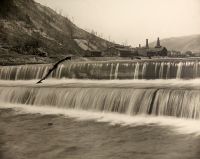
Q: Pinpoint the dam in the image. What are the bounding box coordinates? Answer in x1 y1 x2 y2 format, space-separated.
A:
1 59 200 159
0 81 200 119
0 59 200 120
0 59 200 80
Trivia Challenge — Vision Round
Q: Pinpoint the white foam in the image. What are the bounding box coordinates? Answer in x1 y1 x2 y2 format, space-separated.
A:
1 103 200 136
0 79 200 89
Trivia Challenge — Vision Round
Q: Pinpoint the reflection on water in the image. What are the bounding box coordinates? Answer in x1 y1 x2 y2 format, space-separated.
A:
1 108 200 159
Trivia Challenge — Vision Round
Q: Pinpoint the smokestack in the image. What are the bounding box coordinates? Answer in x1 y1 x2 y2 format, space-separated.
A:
139 44 141 48
156 37 161 48
146 39 149 48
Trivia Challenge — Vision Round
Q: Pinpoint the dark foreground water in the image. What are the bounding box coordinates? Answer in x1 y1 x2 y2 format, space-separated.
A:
1 108 200 159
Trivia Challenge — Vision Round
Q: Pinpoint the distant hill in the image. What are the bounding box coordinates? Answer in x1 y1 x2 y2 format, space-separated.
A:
150 35 200 53
0 0 111 65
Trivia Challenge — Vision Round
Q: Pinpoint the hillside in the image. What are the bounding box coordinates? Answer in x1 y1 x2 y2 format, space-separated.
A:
150 35 200 53
0 0 110 65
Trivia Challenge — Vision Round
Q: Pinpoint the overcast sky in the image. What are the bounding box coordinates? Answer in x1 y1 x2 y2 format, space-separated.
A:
35 0 200 46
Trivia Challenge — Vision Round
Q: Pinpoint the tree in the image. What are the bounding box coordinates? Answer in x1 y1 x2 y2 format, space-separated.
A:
0 0 14 17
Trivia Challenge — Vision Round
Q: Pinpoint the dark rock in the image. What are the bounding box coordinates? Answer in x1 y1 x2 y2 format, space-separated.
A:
47 122 53 126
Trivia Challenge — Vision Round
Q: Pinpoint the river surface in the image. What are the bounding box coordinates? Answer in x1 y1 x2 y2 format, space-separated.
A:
1 104 200 159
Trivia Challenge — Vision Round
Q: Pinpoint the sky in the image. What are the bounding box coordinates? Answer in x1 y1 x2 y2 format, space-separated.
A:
35 0 200 46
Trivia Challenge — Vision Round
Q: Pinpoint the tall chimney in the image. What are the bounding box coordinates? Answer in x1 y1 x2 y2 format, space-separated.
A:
139 44 141 48
146 39 149 48
156 37 161 48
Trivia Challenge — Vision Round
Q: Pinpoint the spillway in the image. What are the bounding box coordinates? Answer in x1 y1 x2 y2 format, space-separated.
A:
0 81 200 119
0 60 200 80
1 59 200 120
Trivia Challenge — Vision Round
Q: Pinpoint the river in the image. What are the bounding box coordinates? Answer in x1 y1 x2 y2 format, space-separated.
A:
0 60 200 159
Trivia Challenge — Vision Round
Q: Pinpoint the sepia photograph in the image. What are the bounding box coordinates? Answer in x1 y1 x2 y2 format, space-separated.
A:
0 0 200 158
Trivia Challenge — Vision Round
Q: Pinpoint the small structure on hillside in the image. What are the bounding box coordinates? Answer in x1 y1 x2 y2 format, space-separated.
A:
89 50 102 57
84 50 102 57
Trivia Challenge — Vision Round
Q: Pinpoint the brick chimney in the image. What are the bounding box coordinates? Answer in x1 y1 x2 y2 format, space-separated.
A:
146 39 149 48
156 37 161 48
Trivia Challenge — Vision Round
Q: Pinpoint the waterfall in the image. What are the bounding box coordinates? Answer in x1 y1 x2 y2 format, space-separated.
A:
142 62 147 79
159 62 164 79
114 63 119 79
55 64 64 78
166 62 171 79
0 85 200 119
134 62 140 79
176 62 183 79
0 59 200 121
1 60 200 80
110 63 114 79
193 61 199 78
0 64 51 80
155 62 158 78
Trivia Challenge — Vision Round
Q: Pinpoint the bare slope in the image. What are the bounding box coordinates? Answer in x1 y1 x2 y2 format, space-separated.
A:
0 0 110 65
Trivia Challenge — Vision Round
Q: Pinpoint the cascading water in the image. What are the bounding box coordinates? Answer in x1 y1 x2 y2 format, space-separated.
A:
1 59 200 121
134 62 140 79
176 62 183 79
159 62 164 78
0 64 52 80
114 63 119 79
0 83 200 119
1 60 200 80
166 62 171 79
